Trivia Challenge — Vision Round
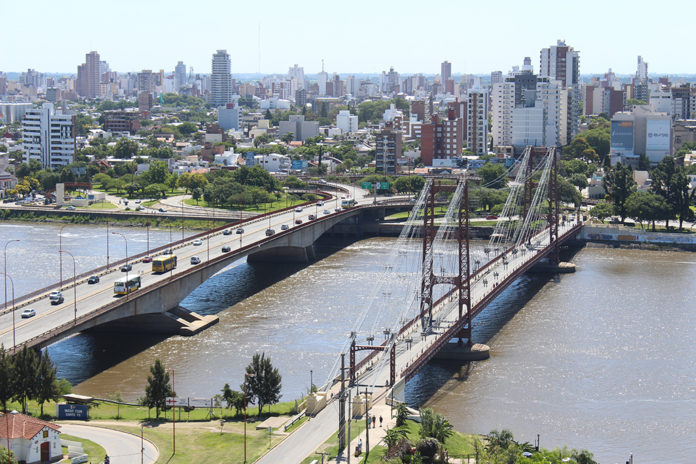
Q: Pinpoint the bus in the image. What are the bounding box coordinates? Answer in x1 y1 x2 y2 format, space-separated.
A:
341 199 356 208
114 275 142 295
152 254 177 273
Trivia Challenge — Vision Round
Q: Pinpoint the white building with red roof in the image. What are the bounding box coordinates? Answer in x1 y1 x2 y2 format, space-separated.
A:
0 411 62 463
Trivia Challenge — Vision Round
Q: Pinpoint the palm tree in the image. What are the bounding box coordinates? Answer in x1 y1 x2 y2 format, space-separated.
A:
384 427 408 451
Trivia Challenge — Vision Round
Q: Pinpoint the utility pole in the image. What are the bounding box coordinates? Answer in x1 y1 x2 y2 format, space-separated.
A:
364 387 370 458
347 392 351 464
338 353 346 453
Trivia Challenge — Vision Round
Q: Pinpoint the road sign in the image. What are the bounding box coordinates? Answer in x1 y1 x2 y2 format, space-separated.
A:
165 397 188 407
189 398 213 408
380 182 390 190
361 182 372 189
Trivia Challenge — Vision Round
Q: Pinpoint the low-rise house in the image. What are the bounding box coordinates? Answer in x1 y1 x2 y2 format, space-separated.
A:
0 411 62 463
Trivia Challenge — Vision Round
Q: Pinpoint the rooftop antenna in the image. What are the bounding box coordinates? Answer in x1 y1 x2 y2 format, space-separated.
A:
258 24 261 74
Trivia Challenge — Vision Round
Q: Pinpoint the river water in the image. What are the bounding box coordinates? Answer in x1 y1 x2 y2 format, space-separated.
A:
2 222 694 463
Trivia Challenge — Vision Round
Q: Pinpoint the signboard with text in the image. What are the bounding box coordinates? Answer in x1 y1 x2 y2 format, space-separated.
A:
646 119 670 152
166 397 213 408
610 120 634 156
361 182 372 189
57 404 88 420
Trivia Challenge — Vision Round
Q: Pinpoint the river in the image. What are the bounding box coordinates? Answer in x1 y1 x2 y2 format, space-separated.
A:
2 222 694 463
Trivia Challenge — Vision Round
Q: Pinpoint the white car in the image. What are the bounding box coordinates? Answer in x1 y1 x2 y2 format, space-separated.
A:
193 239 203 246
21 309 36 319
295 207 303 213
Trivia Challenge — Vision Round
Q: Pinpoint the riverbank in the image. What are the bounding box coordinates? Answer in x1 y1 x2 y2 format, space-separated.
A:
580 224 696 251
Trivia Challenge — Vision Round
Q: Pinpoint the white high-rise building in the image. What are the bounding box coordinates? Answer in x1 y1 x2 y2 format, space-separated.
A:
175 61 187 90
22 103 75 169
288 64 305 90
317 71 328 96
210 50 233 107
336 110 358 134
540 40 581 141
637 56 648 81
491 81 515 147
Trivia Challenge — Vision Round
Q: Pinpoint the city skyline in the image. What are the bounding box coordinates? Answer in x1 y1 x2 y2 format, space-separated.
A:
2 0 695 75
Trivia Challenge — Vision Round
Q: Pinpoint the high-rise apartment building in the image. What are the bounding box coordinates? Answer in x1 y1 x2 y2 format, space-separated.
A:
491 71 503 85
76 51 101 98
137 70 155 94
441 61 453 94
210 50 233 107
637 56 648 81
467 89 489 155
288 64 305 90
540 40 581 141
336 110 358 134
22 103 75 169
175 61 187 90
375 125 403 174
421 110 463 166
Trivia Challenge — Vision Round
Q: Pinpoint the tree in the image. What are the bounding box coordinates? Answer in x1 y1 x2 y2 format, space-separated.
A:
253 134 271 148
113 138 139 159
241 352 282 415
384 427 408 451
221 383 245 416
0 345 13 412
419 408 454 444
395 403 408 427
35 350 60 416
178 122 198 136
670 169 695 230
12 344 38 413
625 191 669 230
569 173 588 189
144 160 168 185
281 132 294 144
650 156 678 229
604 163 636 223
589 201 614 223
478 162 507 189
143 359 173 419
572 449 598 464
0 448 17 464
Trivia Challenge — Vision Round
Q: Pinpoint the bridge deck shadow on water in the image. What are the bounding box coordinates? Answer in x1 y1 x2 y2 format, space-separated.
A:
50 235 365 384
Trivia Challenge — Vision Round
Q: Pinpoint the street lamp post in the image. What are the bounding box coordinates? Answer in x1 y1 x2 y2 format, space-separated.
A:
59 225 68 290
0 273 15 350
180 199 185 240
106 221 110 270
111 232 128 298
59 250 78 324
244 372 255 464
4 239 20 315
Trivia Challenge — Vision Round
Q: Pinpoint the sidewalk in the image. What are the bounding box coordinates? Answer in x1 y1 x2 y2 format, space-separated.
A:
329 399 395 463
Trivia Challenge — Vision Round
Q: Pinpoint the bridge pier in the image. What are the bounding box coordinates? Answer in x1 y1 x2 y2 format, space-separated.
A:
434 342 490 361
247 245 316 263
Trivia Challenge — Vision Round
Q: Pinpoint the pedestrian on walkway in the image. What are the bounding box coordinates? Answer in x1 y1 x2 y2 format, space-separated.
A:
379 415 383 427
372 416 376 428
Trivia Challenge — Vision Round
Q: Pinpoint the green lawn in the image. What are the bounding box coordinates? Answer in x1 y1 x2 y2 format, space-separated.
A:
300 419 367 464
142 199 159 208
86 201 118 210
60 433 106 463
184 196 308 213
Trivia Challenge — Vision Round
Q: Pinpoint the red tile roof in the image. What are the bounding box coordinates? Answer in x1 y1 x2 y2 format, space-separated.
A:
0 412 60 439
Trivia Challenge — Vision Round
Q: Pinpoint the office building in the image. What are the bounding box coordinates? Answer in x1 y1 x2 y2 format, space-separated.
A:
375 125 402 174
21 103 75 169
0 102 32 124
467 88 489 155
137 70 155 94
210 50 233 107
103 110 141 134
278 115 319 142
218 102 240 131
288 64 305 90
610 106 671 166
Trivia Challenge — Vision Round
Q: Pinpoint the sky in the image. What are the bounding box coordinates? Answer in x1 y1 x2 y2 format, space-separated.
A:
2 0 695 76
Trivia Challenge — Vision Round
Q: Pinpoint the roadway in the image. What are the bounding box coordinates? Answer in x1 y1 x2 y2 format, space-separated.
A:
59 423 158 464
258 217 581 463
0 185 373 351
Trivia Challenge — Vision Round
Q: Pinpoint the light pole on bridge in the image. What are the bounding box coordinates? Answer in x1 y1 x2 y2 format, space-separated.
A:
59 250 78 324
3 239 20 317
59 224 68 290
0 272 16 351
111 232 129 299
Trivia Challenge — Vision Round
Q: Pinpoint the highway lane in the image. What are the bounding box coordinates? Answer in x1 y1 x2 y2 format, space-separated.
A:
59 423 158 464
0 192 371 349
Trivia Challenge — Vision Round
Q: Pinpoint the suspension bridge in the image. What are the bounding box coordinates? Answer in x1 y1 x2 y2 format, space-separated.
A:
259 146 584 463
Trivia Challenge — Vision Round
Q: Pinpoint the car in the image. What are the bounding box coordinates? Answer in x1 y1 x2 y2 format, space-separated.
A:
319 179 327 184
341 195 346 199
193 239 203 246
223 229 232 235
164 249 173 255
295 207 303 213
135 200 141 204
317 201 324 206
142 256 153 263
265 229 276 236
323 210 330 215
335 207 342 213
295 219 303 224
135 205 144 211
308 214 316 220
485 215 499 220
120 264 132 272
236 228 244 234
49 291 63 305
87 275 100 284
159 207 167 212
221 245 231 253
281 224 289 230
190 256 201 265
20 309 36 319
66 205 75 210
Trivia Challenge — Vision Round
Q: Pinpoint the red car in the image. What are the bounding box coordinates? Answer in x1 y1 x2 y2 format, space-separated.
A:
485 215 498 220
295 219 303 224
142 256 153 263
